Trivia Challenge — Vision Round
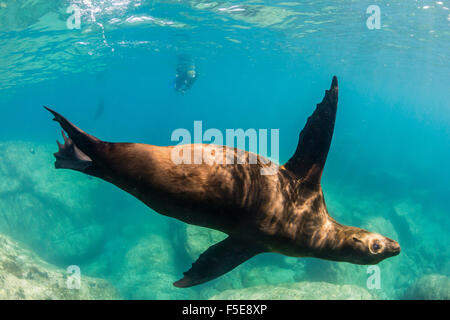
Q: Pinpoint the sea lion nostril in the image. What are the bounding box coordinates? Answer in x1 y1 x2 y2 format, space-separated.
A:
390 242 401 254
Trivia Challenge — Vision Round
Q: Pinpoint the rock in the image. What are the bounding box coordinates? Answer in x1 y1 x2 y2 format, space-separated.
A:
241 265 296 287
209 282 374 300
394 201 422 236
0 141 106 263
117 234 196 299
363 217 399 241
404 274 450 300
195 267 245 300
124 234 176 273
0 234 119 300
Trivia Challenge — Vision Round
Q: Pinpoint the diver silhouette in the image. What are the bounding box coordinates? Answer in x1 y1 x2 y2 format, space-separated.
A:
174 55 197 94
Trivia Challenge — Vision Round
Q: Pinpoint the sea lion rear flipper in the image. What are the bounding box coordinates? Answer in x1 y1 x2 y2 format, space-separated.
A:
54 130 93 171
173 237 261 288
284 76 338 187
44 106 104 171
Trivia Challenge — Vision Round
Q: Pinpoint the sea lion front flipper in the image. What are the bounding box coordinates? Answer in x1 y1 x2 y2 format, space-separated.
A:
173 237 261 288
284 76 338 187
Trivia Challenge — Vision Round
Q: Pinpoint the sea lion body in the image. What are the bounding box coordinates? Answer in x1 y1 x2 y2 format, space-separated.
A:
45 76 400 288
98 143 271 233
81 142 309 254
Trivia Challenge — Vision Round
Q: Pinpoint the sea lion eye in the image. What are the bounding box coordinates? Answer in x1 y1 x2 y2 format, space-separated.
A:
371 242 381 252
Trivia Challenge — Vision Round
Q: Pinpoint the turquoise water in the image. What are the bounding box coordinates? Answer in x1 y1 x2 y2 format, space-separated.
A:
0 0 449 299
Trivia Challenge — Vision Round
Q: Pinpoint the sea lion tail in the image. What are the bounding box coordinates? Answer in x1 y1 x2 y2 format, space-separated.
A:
44 106 104 172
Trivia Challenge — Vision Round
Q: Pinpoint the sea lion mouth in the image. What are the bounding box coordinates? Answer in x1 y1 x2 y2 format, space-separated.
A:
388 241 401 256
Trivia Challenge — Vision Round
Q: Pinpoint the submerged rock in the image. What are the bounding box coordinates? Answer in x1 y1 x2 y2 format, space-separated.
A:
117 234 195 299
209 282 374 300
0 141 107 263
393 200 423 237
403 274 450 300
241 265 296 287
364 216 399 240
0 234 119 300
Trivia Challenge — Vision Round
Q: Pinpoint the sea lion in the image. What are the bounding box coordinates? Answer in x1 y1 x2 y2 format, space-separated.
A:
44 76 400 288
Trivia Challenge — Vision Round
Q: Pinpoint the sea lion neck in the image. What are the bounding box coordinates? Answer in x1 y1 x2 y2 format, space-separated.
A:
279 185 350 260
308 218 361 262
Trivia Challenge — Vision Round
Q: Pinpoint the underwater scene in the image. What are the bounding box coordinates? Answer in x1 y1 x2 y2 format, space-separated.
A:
0 0 449 300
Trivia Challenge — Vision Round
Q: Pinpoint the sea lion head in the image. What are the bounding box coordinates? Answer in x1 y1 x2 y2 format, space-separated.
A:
339 227 401 264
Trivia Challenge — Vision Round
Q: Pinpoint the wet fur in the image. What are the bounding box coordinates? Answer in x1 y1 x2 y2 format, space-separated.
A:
44 76 400 287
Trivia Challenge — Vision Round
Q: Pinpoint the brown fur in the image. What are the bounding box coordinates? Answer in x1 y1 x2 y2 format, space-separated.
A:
44 76 400 288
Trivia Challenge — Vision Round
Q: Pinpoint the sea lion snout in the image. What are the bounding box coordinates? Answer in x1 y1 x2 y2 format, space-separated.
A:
385 237 401 256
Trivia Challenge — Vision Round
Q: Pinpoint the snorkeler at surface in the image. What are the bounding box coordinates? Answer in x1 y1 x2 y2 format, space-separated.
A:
174 55 197 94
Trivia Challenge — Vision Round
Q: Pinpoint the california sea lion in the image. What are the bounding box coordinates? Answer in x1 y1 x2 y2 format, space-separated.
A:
45 76 400 288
